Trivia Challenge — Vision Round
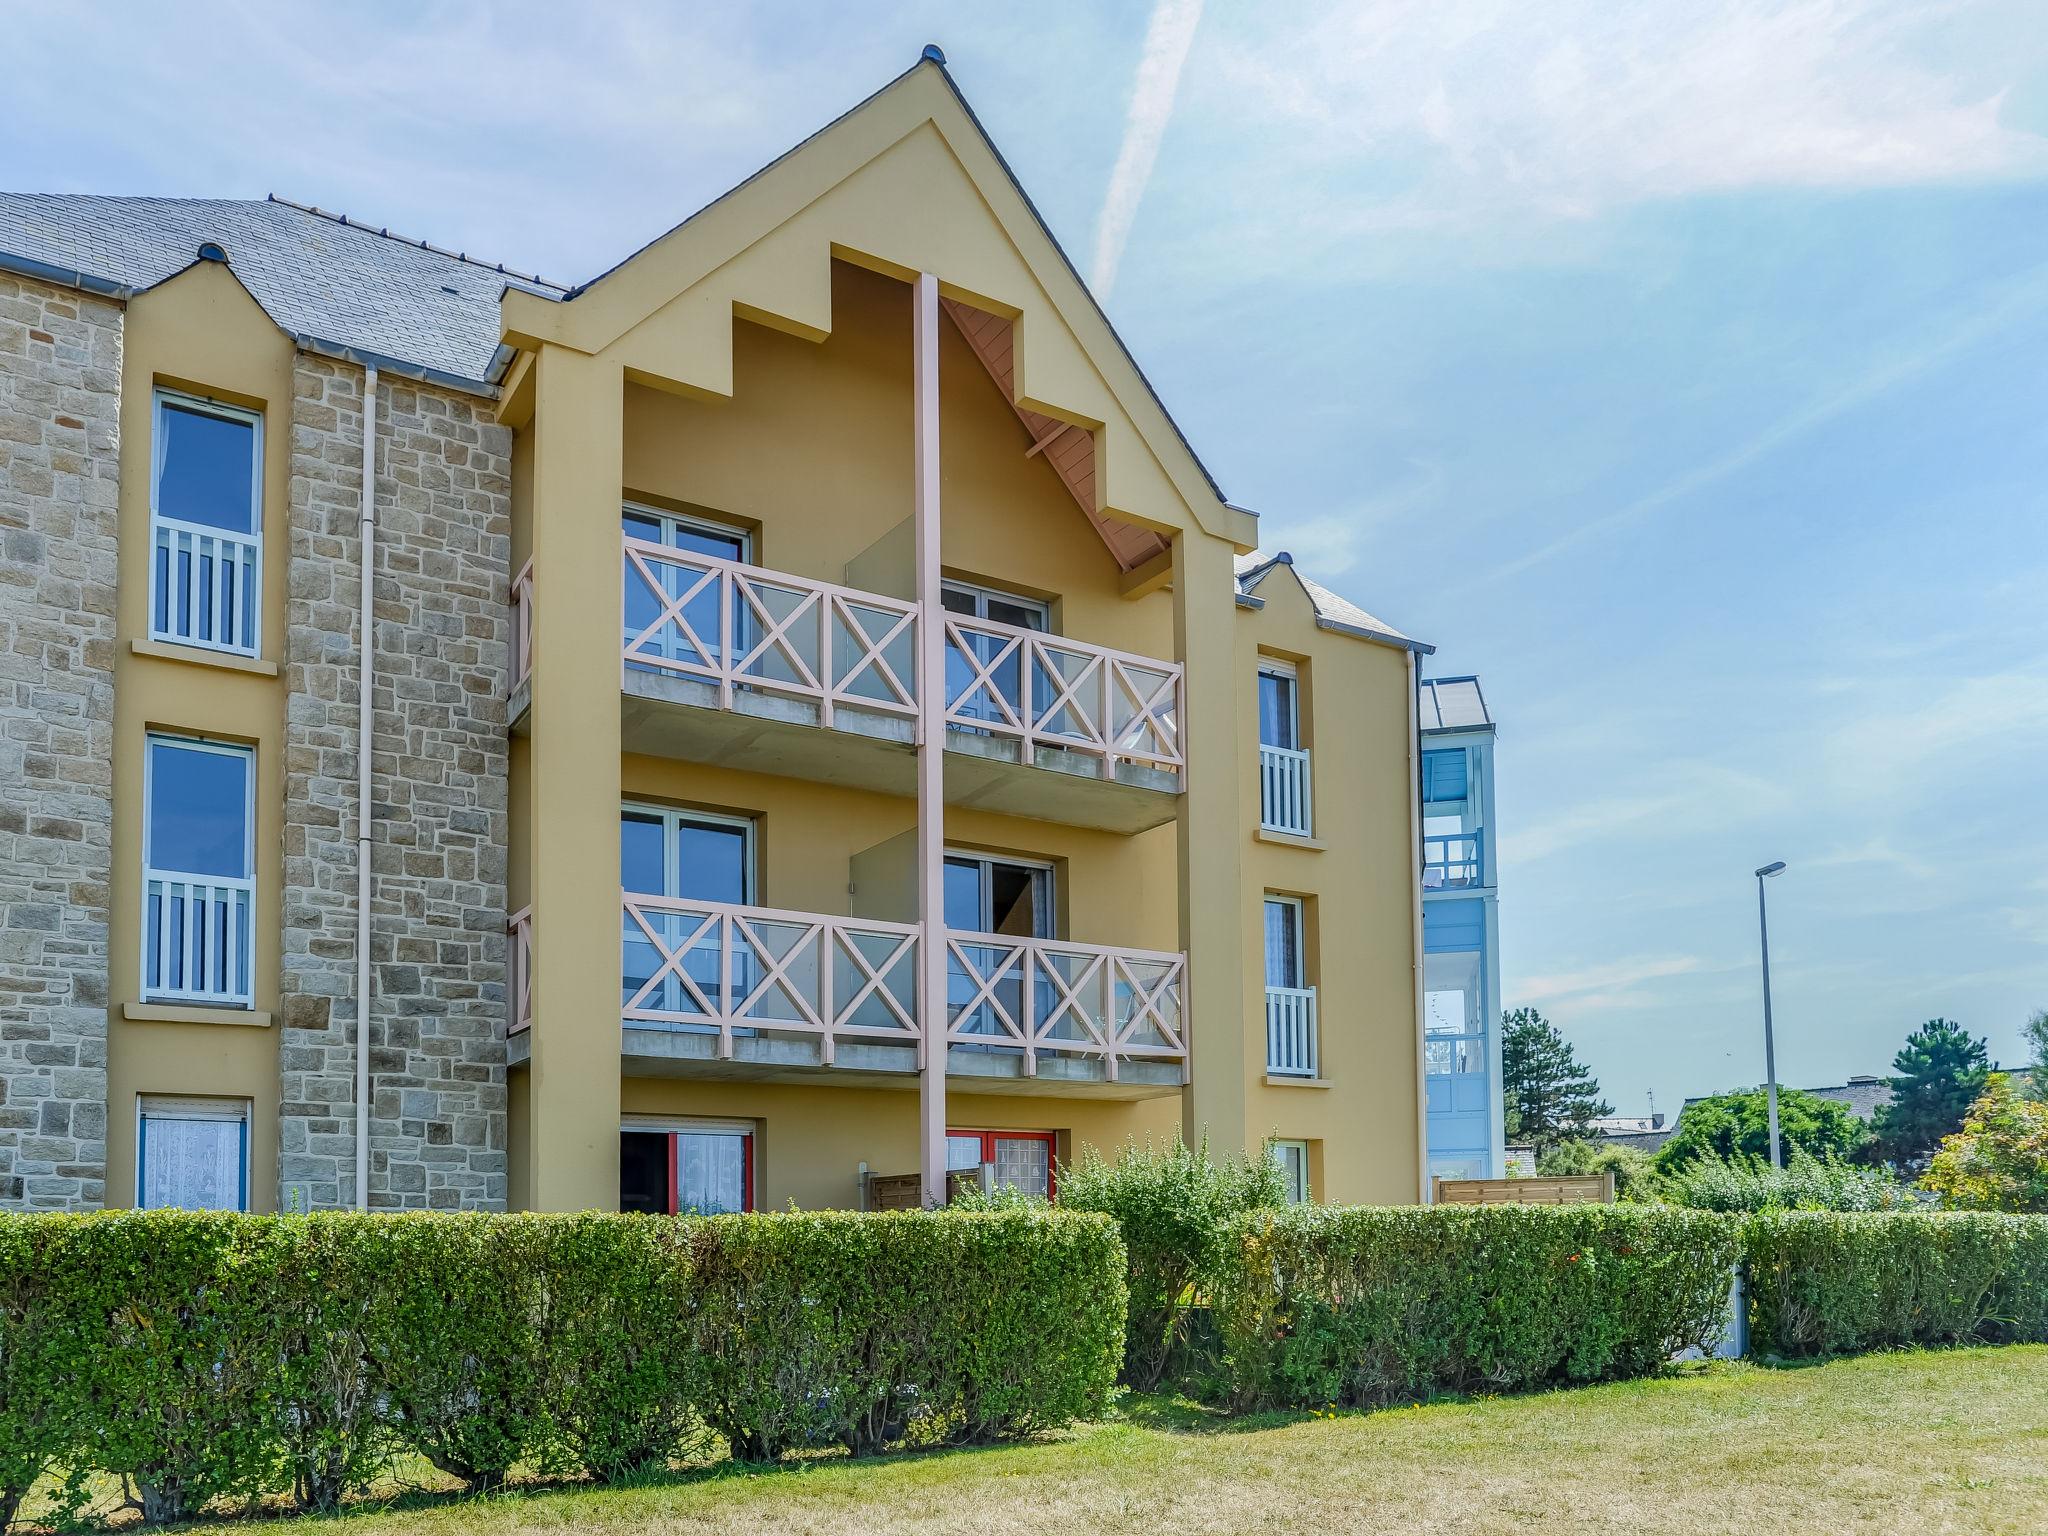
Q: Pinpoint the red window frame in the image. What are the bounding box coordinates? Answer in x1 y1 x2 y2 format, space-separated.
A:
664 1129 755 1214
947 1127 1058 1200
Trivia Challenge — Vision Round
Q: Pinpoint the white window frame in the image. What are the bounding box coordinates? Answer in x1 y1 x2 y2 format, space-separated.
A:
1272 1139 1311 1204
137 1094 251 1211
622 501 753 562
943 848 1055 938
1263 895 1307 989
940 578 1051 632
620 802 757 905
1257 660 1312 835
1256 660 1301 750
142 733 256 1007
150 389 263 657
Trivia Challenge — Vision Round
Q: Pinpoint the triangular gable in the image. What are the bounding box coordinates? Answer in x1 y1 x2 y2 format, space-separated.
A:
501 50 1257 556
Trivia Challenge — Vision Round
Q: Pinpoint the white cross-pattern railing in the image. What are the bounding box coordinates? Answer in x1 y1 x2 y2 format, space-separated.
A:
1259 744 1312 835
621 539 919 729
510 559 534 692
945 931 1188 1081
1265 985 1318 1077
942 615 1185 778
144 872 254 1006
152 517 259 655
621 894 922 1065
507 905 532 1036
1423 832 1483 889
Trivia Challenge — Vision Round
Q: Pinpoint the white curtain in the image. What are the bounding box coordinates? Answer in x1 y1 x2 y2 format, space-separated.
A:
140 1107 244 1210
674 1132 747 1213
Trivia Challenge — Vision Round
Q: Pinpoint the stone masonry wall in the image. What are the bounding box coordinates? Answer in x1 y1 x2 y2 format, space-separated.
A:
0 275 121 1208
280 359 510 1210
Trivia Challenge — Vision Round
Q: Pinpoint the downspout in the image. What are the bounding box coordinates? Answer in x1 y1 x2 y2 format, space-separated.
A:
356 367 379 1211
1407 651 1430 1203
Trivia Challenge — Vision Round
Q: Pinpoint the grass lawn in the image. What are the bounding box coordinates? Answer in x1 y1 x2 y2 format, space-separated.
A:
166 1346 2048 1536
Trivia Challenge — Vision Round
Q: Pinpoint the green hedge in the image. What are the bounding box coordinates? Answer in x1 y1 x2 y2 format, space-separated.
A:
1743 1211 2048 1356
0 1208 1121 1526
1210 1205 1740 1410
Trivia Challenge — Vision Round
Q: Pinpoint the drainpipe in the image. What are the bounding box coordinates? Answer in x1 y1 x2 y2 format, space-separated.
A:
356 367 379 1212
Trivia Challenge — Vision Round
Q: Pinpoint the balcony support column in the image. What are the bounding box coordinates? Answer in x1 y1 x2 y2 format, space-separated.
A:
912 271 949 1206
522 345 626 1212
1172 530 1248 1157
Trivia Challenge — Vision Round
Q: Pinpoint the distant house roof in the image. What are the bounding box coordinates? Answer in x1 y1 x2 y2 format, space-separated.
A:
1801 1076 1896 1122
0 193 566 392
1233 551 1430 654
1419 675 1492 733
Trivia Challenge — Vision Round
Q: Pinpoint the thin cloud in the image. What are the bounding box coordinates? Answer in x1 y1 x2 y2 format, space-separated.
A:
1206 1 2048 238
1516 955 1707 1009
1090 0 1203 298
1479 259 2048 583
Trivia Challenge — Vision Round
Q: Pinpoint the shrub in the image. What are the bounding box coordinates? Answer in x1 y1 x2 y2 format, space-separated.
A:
359 1215 551 1492
263 1216 398 1511
59 1214 286 1524
0 1208 1119 1526
1921 1076 2048 1213
0 1215 88 1531
1057 1137 1283 1389
1536 1140 1662 1201
1743 1210 2048 1356
1211 1205 1738 1411
533 1215 704 1481
1663 1150 1913 1213
688 1210 1122 1458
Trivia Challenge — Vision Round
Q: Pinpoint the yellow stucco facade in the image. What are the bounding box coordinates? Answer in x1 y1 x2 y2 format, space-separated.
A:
105 259 293 1211
497 57 1430 1211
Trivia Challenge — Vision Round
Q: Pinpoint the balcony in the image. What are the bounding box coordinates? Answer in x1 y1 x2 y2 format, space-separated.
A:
940 615 1184 827
144 870 254 1007
1258 744 1312 837
505 898 1188 1097
1423 832 1484 890
609 539 1185 832
617 538 922 793
1265 984 1318 1077
944 931 1187 1092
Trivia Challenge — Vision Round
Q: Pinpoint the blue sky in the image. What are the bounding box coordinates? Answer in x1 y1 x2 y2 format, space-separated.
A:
10 1 2046 1118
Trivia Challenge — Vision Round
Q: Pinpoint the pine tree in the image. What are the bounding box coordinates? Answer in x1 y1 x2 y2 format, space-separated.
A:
1501 1007 1611 1152
2023 1009 2048 1103
1871 1018 1990 1168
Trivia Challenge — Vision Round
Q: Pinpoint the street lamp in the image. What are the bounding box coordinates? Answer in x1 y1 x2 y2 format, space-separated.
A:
1755 861 1787 1168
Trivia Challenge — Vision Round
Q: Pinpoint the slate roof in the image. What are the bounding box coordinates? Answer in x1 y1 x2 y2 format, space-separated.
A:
0 193 566 392
1419 675 1493 732
1233 551 1429 653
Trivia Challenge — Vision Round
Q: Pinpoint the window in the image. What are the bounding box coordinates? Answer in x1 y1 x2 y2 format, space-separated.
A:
1263 896 1305 990
1272 1140 1311 1204
138 1096 249 1210
944 852 1054 1046
143 735 254 1005
1422 747 1481 887
947 1129 1057 1199
942 579 1050 728
1257 664 1299 751
620 804 754 1020
1424 949 1486 1076
622 503 752 673
619 1122 754 1213
1257 661 1311 835
1264 896 1316 1076
151 391 261 655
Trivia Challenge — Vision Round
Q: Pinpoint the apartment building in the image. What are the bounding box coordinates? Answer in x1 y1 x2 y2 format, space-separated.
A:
1418 677 1505 1180
0 49 1460 1215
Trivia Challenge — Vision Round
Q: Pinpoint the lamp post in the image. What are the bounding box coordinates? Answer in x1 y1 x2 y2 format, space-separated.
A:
1755 861 1787 1168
